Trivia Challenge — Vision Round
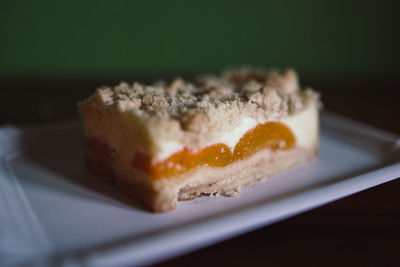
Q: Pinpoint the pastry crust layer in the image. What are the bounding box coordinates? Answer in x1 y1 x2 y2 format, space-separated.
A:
85 134 318 212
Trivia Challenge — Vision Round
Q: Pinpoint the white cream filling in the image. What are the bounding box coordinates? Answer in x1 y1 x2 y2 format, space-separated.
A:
283 102 318 148
84 102 317 164
213 117 258 150
156 140 185 161
154 117 257 161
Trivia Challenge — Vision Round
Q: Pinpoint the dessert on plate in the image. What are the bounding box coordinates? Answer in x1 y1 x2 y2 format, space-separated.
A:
78 68 320 212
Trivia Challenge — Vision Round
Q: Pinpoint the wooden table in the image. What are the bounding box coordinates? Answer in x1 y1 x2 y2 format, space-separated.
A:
1 78 399 266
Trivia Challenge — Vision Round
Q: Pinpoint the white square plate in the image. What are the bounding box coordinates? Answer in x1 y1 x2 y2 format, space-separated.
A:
1 112 399 266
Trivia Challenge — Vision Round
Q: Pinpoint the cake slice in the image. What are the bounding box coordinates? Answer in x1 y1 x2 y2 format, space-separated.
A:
78 68 320 212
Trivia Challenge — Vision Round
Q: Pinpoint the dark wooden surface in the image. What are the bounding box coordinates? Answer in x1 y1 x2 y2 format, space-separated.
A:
1 78 399 266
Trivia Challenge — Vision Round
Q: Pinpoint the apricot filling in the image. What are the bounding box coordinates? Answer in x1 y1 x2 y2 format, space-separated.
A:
132 122 295 179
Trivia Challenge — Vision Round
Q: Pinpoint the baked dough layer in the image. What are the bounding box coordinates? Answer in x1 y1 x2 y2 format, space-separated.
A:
85 134 318 212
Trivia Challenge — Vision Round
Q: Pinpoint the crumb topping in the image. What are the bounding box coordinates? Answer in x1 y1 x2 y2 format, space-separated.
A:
83 68 316 119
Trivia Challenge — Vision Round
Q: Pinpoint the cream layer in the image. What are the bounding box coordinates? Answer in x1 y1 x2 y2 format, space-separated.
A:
82 101 318 164
154 101 318 161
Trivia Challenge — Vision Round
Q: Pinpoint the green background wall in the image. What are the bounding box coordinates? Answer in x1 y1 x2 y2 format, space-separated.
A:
1 0 399 79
